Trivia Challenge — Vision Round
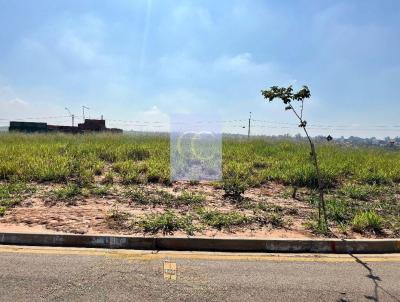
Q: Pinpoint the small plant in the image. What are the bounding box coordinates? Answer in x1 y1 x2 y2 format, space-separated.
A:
51 183 82 201
102 171 115 184
176 191 206 205
76 169 94 186
304 219 330 236
197 208 249 230
106 204 130 229
137 210 196 235
121 171 141 185
326 199 351 224
256 212 285 228
0 182 34 214
223 178 248 198
125 188 149 204
352 210 383 233
89 185 109 197
0 206 6 216
341 183 380 200
126 188 204 208
222 164 250 199
126 189 174 206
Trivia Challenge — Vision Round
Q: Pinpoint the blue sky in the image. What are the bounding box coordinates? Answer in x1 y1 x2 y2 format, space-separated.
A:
0 0 399 137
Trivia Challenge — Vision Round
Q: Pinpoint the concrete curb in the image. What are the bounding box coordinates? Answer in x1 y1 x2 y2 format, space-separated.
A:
1 232 399 253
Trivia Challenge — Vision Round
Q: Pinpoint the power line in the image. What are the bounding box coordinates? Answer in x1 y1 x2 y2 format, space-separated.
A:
0 114 399 133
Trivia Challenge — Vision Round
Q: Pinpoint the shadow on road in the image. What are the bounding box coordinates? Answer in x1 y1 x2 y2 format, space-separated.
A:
349 254 400 302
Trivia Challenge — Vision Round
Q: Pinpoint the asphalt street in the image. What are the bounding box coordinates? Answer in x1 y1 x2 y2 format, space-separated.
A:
0 245 399 301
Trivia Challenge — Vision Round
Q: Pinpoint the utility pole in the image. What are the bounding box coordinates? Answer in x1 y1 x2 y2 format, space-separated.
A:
248 112 252 138
82 106 90 121
65 107 74 127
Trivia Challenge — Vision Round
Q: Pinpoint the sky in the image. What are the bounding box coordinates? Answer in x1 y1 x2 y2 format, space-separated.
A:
0 0 399 138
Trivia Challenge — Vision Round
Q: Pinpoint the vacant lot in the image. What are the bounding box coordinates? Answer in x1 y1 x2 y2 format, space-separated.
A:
0 133 399 238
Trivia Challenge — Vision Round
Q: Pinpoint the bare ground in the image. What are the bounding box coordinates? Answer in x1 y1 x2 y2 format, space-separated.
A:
0 181 396 238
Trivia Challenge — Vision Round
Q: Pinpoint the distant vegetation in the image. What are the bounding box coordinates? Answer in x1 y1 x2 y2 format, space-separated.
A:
0 132 399 187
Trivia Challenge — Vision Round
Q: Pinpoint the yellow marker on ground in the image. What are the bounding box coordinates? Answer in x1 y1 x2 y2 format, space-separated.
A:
163 260 177 281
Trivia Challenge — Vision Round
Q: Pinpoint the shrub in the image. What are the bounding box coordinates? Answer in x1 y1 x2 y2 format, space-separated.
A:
223 178 248 198
352 210 383 233
222 163 251 198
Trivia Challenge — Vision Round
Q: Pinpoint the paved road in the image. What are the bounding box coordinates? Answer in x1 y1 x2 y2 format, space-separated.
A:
0 246 399 302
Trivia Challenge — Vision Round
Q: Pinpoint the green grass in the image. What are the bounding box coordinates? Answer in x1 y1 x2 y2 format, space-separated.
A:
0 133 399 188
197 208 250 230
340 183 382 200
125 188 205 207
50 183 82 201
176 191 206 205
352 210 383 233
87 184 110 197
255 212 285 227
326 198 352 224
0 182 35 215
136 210 196 235
0 133 399 234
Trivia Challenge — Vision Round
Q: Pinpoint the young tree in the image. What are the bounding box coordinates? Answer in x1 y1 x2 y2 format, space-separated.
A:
261 85 328 229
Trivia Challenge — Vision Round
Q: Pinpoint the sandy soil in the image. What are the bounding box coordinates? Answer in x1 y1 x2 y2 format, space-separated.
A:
0 182 392 238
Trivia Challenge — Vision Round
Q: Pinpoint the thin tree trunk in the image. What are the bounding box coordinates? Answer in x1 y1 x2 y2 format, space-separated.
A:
303 128 328 229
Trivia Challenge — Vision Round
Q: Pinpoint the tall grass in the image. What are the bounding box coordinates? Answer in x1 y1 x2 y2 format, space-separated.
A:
0 133 399 188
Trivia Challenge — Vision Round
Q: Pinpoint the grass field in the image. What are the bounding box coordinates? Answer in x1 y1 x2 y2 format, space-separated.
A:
0 132 399 237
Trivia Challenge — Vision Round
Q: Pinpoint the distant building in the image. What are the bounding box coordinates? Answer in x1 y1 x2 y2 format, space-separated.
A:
78 119 106 132
9 121 48 133
9 119 122 134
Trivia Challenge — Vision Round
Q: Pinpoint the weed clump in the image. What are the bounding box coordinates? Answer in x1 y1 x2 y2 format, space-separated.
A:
88 185 110 197
197 208 249 230
352 210 383 233
126 188 205 208
106 205 130 229
49 183 82 204
0 182 35 214
340 183 381 201
326 199 352 224
136 211 196 235
0 206 6 216
176 191 206 205
102 171 115 184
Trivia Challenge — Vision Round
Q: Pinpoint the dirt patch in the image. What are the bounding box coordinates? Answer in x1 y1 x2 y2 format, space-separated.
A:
0 181 396 239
